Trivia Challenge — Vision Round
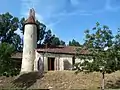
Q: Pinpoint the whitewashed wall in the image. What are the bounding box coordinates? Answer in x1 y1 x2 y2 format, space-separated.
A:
37 53 74 71
35 52 92 71
34 50 44 72
21 24 37 73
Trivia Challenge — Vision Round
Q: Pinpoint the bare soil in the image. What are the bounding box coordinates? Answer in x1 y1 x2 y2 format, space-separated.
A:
0 71 120 90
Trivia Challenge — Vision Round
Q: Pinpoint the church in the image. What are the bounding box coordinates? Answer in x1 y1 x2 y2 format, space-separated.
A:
11 9 89 72
12 45 89 71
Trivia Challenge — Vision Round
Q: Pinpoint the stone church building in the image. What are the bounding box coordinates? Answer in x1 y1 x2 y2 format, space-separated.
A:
11 8 89 73
12 46 88 71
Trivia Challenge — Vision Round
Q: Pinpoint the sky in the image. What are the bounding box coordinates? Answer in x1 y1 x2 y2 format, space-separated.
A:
0 0 120 44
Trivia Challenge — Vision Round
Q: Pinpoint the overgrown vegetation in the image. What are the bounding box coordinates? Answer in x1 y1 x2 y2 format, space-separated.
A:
0 43 20 76
75 22 120 90
0 12 21 76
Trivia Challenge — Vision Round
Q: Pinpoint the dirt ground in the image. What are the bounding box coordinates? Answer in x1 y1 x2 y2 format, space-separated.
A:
0 71 120 90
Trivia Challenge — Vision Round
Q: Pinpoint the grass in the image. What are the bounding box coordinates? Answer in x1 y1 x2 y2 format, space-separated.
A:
0 71 120 90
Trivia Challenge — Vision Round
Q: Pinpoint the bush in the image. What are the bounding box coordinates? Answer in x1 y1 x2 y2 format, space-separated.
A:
0 42 20 77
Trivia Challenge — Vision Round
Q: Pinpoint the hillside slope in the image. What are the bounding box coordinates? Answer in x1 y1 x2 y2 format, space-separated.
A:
0 71 120 90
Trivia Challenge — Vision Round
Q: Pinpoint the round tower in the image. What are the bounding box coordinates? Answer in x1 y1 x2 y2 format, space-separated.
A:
21 8 38 73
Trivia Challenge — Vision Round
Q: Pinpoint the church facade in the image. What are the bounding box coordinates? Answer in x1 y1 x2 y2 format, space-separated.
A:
12 46 89 71
12 8 89 73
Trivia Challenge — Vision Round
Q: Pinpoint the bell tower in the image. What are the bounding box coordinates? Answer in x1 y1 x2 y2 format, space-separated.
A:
21 8 38 73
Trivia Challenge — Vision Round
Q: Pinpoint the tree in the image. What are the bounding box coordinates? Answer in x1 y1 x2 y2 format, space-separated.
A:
113 28 120 69
0 43 20 76
60 40 66 46
75 22 119 90
69 39 81 46
43 30 66 47
0 12 21 51
0 12 22 76
50 35 66 46
114 28 120 51
50 35 60 46
36 20 46 44
43 29 52 46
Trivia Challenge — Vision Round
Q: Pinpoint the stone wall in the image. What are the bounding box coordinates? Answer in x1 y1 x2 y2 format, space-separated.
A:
36 52 82 71
34 52 94 71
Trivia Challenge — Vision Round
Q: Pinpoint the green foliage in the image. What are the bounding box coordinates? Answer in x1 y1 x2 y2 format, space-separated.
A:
69 39 81 46
84 22 113 49
114 29 120 52
49 35 61 46
0 12 21 76
75 22 119 74
113 28 120 69
36 20 46 44
43 29 66 46
75 22 120 89
0 12 21 51
43 29 52 45
60 40 66 46
0 43 20 77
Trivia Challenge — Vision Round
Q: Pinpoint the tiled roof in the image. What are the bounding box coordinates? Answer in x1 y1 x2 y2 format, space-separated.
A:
37 46 88 55
11 46 89 59
25 8 36 24
26 16 35 23
11 46 88 59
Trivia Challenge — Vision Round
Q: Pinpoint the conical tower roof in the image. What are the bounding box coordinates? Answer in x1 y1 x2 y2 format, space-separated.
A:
26 8 36 24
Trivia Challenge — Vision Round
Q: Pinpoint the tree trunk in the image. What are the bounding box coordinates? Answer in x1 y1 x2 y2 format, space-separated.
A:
101 72 105 90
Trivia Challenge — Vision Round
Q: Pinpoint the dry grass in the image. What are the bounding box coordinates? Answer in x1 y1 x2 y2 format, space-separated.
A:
0 71 120 90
